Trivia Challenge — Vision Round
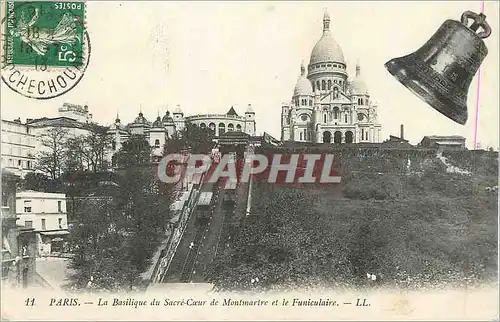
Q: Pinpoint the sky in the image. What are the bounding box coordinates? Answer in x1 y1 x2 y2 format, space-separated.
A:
1 1 499 149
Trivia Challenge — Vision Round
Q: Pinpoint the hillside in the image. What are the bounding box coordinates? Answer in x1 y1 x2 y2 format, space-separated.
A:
206 149 498 291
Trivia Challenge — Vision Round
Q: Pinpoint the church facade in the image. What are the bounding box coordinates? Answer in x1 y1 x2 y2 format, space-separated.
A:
281 11 382 144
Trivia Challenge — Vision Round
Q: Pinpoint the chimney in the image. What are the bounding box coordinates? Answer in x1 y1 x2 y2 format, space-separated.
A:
400 124 404 140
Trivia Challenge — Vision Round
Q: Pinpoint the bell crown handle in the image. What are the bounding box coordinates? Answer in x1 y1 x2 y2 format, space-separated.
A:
461 11 491 39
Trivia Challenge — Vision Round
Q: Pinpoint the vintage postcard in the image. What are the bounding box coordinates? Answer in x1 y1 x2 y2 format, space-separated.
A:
1 1 498 321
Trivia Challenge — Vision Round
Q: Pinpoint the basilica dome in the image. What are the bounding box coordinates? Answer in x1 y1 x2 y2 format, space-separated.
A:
294 62 313 96
309 11 345 65
350 64 369 95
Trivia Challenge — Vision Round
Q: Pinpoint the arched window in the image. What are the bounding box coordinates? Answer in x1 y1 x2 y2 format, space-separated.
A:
227 123 234 132
154 139 160 147
236 124 242 132
344 114 348 123
321 80 326 90
323 114 327 123
334 131 342 144
218 123 225 135
300 132 303 141
312 82 315 91
328 80 332 90
316 81 320 91
333 107 339 119
361 128 364 140
345 131 353 144
200 123 206 129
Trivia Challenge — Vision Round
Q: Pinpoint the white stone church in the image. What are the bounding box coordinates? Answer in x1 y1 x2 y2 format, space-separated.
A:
281 11 382 144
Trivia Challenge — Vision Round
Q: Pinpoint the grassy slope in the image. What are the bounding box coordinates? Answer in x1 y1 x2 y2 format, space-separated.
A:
207 151 498 291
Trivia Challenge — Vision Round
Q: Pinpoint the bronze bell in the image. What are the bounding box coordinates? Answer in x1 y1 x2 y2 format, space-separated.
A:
385 11 492 125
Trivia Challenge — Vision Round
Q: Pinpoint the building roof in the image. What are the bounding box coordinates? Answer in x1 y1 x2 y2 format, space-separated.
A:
423 135 466 140
435 141 465 145
350 63 368 95
162 111 174 124
152 116 162 127
294 62 313 96
131 112 150 126
226 106 239 116
309 11 345 65
173 105 183 114
27 117 95 130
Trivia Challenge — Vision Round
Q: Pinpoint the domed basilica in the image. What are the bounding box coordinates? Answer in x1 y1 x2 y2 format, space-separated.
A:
281 11 382 144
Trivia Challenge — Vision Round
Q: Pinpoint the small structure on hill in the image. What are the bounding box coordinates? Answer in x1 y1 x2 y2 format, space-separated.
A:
419 136 466 151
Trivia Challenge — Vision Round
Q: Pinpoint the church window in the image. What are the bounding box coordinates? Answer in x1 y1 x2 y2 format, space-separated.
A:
312 82 315 91
344 114 348 123
366 132 369 140
154 139 160 147
316 81 320 91
323 114 327 123
321 80 326 90
361 128 364 140
304 129 307 140
327 80 332 90
218 123 225 135
333 107 339 119
300 132 303 140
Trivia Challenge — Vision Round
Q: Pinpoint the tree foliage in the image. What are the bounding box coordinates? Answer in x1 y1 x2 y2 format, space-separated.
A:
65 124 111 173
165 122 214 154
66 133 174 292
113 135 151 168
35 127 70 181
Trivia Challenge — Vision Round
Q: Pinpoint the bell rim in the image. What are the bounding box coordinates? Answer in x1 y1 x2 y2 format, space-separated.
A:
385 58 468 125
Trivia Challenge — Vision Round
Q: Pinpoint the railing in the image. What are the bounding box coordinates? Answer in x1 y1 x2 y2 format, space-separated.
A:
150 176 202 284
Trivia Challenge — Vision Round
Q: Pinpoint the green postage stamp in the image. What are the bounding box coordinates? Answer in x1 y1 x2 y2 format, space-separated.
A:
1 0 89 99
4 1 85 68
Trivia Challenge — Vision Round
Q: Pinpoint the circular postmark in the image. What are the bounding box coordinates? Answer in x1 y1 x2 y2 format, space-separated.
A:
1 1 91 99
